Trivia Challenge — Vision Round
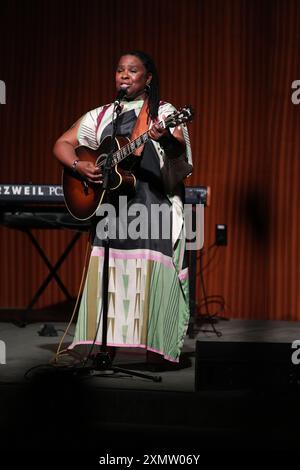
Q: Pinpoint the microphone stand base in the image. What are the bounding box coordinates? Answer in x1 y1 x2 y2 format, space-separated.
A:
81 351 162 382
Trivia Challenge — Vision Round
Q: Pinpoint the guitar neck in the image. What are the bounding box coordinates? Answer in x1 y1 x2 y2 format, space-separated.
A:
108 103 193 166
111 119 167 166
111 131 150 166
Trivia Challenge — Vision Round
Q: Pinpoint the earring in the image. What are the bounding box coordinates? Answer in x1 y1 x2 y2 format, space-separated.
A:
145 84 151 93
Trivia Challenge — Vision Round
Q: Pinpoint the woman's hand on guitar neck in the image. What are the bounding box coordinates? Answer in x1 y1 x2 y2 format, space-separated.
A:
148 114 169 141
75 161 103 184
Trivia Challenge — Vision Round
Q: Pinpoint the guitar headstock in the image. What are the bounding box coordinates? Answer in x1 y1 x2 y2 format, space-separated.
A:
164 105 195 128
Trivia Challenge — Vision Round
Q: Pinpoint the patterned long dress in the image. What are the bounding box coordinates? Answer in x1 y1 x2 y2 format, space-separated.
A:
68 98 193 362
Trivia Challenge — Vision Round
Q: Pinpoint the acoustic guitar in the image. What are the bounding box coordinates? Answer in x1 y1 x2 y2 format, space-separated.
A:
62 105 194 220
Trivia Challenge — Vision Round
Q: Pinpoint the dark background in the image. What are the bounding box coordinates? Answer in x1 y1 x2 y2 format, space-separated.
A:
1 0 300 322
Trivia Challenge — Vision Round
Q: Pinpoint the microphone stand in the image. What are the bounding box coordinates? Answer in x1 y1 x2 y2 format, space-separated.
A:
87 96 162 382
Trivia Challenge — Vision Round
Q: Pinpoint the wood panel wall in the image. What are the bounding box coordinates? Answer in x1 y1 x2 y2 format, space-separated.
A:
1 0 300 321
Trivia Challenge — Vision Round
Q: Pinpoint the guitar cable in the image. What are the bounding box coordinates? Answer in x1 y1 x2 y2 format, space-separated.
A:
52 230 92 365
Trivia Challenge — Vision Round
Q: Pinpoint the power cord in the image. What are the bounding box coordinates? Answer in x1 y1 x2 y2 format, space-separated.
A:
195 245 230 337
52 231 92 366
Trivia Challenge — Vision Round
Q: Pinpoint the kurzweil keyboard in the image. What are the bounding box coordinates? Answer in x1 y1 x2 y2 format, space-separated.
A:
0 184 87 230
0 183 210 207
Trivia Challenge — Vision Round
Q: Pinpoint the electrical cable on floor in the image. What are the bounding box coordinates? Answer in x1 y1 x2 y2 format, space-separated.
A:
23 359 91 382
194 240 232 336
197 248 222 337
51 232 92 365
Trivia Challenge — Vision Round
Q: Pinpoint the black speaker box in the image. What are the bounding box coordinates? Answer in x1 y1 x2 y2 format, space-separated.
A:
195 341 299 391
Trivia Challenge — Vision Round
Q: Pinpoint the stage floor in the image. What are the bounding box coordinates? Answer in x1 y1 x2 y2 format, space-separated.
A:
1 318 300 453
1 317 300 390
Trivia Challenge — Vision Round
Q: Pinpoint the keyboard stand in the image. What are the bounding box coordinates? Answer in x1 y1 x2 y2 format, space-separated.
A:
18 229 83 327
18 229 82 327
25 229 81 305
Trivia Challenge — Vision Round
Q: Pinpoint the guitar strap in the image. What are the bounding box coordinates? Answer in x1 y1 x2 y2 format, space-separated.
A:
96 103 111 135
130 98 150 156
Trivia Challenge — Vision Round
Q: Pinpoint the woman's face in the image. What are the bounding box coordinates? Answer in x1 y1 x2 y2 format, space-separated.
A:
115 54 152 100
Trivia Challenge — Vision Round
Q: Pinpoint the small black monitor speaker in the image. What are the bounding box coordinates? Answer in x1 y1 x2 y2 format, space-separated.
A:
195 341 299 391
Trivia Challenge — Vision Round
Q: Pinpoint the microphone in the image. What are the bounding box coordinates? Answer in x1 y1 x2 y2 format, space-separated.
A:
114 87 128 106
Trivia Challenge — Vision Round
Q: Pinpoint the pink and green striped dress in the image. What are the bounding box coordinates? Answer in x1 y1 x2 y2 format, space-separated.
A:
68 98 193 362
